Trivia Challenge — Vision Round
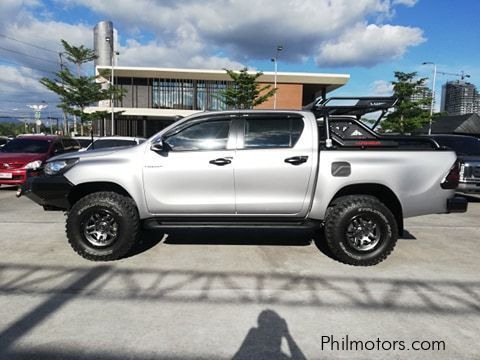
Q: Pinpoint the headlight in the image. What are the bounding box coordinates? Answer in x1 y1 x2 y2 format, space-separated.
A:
44 158 79 176
24 160 42 170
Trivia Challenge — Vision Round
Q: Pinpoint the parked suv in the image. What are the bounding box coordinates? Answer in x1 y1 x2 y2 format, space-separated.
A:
0 135 80 186
22 97 467 266
430 134 480 193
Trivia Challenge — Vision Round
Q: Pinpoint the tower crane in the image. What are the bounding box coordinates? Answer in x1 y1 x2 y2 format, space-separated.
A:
437 70 471 80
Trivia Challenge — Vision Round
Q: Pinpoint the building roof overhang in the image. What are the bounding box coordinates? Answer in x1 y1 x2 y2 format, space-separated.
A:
96 66 350 92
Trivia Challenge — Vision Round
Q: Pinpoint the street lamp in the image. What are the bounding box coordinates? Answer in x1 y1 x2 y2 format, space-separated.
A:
26 104 48 134
106 36 119 136
422 61 437 135
42 100 53 134
271 45 283 109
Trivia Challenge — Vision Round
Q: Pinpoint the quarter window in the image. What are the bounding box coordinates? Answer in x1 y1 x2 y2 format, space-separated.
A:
244 118 304 148
165 120 231 151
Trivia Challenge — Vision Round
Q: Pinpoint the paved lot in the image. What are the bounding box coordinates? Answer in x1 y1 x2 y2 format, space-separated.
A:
0 185 479 359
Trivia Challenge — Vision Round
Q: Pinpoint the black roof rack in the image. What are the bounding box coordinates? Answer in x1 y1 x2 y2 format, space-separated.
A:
303 96 398 148
304 96 398 117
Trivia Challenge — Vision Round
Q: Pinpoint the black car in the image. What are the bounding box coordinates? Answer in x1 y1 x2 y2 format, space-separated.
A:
0 136 9 148
430 134 480 193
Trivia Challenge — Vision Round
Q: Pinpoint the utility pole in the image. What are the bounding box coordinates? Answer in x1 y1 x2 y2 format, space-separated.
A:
271 45 283 109
422 62 436 135
59 52 69 136
106 36 119 136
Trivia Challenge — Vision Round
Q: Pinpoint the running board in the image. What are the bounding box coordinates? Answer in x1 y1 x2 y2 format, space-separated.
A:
143 218 321 230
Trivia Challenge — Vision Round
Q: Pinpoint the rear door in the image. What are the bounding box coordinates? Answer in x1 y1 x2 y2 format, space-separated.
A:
234 114 315 215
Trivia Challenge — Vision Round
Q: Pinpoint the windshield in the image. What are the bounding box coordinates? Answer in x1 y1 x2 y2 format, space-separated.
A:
76 139 93 148
89 139 137 150
433 136 480 156
0 138 51 153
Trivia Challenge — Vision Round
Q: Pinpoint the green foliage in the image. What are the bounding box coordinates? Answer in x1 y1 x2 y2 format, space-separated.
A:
220 68 276 109
0 122 24 136
380 72 431 134
60 39 97 75
40 40 124 133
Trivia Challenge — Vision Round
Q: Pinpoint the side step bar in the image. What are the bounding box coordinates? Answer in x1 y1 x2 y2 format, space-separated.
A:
143 218 322 230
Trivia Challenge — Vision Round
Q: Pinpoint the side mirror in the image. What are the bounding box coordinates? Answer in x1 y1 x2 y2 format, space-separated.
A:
150 138 165 152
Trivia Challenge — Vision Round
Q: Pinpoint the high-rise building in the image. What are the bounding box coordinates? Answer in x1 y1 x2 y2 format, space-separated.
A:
440 80 479 115
410 86 432 111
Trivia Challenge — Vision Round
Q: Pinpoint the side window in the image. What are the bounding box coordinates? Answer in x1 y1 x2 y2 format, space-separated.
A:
64 139 80 151
62 139 72 152
244 118 304 149
53 141 64 153
165 120 231 151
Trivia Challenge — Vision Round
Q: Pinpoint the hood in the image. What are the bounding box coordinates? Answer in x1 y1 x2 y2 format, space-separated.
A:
0 152 48 166
47 145 136 162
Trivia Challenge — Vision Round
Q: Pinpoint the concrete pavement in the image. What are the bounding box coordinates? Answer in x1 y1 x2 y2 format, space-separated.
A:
0 186 479 359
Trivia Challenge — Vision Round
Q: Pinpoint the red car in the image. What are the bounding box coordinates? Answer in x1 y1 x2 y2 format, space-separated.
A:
0 135 80 186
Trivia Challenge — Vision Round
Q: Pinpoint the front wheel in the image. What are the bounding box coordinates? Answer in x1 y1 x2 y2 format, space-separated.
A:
324 196 398 266
66 191 140 261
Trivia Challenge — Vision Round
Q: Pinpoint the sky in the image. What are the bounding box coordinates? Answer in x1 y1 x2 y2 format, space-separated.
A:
0 0 479 121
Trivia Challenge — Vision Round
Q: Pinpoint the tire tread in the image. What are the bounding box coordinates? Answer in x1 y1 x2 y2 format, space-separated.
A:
324 195 398 266
66 191 139 261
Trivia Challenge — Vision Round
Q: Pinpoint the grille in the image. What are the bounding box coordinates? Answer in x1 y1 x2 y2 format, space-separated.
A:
0 162 24 169
473 166 480 178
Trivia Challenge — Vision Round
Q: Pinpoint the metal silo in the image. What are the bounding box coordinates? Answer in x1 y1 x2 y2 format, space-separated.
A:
94 21 114 67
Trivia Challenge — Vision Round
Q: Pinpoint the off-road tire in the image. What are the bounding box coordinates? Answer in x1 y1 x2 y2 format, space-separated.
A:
66 191 140 261
324 195 398 266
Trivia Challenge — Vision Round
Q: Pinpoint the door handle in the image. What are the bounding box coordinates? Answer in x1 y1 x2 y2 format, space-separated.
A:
209 157 232 166
284 156 308 165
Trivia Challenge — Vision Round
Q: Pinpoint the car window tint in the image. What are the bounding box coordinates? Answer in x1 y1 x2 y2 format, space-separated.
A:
165 120 231 151
1 139 51 153
53 141 63 152
62 139 72 151
76 139 93 148
244 118 304 148
92 139 137 149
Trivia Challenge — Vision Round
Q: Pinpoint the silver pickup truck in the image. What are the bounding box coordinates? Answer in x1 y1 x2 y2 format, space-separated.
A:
22 97 467 266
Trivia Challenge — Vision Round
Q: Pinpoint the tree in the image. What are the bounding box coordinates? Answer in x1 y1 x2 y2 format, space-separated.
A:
60 39 97 77
220 68 276 109
40 40 124 135
380 72 431 134
0 122 24 136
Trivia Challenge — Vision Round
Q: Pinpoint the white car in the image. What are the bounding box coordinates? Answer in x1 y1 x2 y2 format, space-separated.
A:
84 136 146 151
73 136 99 149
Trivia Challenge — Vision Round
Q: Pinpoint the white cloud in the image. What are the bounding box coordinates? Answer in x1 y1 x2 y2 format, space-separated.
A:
61 0 420 65
393 0 418 7
0 0 426 114
0 65 60 117
370 80 393 96
316 23 425 67
118 39 244 70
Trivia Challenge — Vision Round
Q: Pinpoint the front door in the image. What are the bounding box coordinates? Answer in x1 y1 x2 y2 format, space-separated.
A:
143 118 236 215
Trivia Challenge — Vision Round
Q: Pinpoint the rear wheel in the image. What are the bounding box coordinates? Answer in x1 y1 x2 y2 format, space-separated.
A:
324 196 398 266
66 191 139 261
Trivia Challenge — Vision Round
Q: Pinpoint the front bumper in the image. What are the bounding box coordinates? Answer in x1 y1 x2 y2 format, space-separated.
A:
447 196 468 213
0 168 27 185
22 175 73 210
